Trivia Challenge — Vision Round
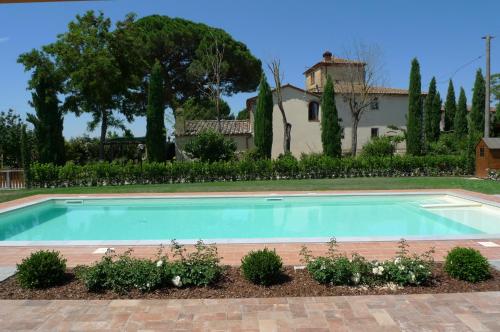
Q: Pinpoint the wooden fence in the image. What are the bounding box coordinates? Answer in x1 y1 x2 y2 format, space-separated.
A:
0 169 25 189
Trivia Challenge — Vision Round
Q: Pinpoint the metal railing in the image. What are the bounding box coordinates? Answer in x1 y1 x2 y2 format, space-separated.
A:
0 169 25 189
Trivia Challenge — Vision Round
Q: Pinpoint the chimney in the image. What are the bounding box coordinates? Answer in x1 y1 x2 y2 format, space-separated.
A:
323 51 333 62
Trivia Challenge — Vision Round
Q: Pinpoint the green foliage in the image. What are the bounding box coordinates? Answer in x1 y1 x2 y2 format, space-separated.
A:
38 11 143 160
236 108 249 120
16 250 67 289
18 50 65 165
470 69 486 133
253 75 273 158
27 154 469 187
428 133 466 156
454 88 468 137
146 60 167 162
133 15 261 114
492 103 500 137
361 136 396 157
65 136 100 164
407 58 424 155
169 240 222 287
466 125 482 174
444 80 457 132
444 247 491 283
0 109 26 168
321 75 342 157
301 239 434 287
184 130 236 162
77 249 171 293
181 97 233 120
241 248 283 286
424 77 441 143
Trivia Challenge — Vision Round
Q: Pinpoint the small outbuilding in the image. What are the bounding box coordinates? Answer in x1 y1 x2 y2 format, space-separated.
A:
475 137 500 178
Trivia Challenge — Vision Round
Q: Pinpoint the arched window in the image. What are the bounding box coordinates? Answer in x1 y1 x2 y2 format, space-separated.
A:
308 101 319 121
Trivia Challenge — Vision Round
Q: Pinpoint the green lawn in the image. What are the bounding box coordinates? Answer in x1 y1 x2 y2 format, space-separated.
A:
0 177 499 204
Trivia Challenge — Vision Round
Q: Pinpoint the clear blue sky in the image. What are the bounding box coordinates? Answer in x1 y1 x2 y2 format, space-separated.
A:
0 0 498 138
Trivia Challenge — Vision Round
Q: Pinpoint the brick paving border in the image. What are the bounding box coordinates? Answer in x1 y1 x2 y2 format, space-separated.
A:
0 292 499 331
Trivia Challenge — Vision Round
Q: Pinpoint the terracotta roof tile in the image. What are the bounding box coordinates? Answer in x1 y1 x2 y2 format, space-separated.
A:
180 120 252 136
335 84 410 95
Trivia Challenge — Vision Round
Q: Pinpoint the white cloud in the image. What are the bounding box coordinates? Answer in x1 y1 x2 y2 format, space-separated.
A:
0 37 10 43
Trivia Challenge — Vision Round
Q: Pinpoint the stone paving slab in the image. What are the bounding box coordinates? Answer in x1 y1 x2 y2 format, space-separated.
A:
0 292 499 331
0 266 16 282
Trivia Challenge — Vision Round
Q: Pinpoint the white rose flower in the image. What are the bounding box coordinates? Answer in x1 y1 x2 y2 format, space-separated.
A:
352 272 361 285
398 265 405 271
378 266 384 274
172 275 182 287
156 260 163 267
409 272 416 282
372 267 379 275
394 257 401 264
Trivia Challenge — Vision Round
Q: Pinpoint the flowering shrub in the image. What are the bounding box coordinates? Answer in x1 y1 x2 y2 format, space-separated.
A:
27 154 468 187
300 239 434 287
169 240 222 287
76 248 172 294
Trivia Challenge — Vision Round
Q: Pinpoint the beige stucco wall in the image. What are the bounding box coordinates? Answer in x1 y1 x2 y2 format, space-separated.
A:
175 135 253 161
251 86 408 158
306 64 365 92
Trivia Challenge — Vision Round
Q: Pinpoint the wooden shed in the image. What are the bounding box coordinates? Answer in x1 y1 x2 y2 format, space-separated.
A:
475 137 500 178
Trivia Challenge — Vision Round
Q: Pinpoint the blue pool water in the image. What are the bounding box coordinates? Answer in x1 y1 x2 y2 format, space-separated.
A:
0 195 499 242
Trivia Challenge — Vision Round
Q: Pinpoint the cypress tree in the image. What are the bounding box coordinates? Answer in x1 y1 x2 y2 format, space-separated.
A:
454 87 468 137
146 60 167 162
406 58 424 156
321 75 342 157
444 80 457 131
470 69 486 133
20 125 32 187
424 77 439 143
28 63 65 165
431 91 442 141
253 75 273 158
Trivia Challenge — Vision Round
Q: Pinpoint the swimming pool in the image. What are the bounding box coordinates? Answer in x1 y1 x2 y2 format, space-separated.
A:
0 193 499 244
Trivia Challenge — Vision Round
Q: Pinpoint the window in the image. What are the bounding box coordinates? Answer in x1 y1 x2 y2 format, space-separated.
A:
310 72 315 85
308 102 319 121
370 97 379 110
371 128 379 138
480 147 485 157
341 127 345 139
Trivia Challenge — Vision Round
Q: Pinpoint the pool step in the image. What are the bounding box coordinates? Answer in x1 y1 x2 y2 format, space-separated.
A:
420 203 482 209
65 200 84 205
266 197 283 201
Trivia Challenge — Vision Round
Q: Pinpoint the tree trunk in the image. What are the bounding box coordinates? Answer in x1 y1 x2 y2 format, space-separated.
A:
216 96 221 133
351 115 359 157
99 110 108 161
283 120 291 154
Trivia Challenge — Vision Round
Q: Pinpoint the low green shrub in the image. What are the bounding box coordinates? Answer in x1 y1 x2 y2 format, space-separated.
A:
16 250 67 289
361 136 396 157
241 248 283 286
169 240 222 287
184 130 237 163
444 247 491 283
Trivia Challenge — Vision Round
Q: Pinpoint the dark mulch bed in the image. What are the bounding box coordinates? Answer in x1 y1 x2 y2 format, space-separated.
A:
1 264 499 300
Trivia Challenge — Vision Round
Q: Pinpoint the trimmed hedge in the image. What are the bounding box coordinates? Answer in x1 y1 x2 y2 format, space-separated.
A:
27 154 468 188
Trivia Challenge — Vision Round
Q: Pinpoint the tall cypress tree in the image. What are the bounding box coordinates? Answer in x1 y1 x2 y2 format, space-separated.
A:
454 87 468 137
146 60 167 162
424 77 438 143
25 57 65 165
443 80 457 131
406 58 423 156
321 75 342 157
254 75 273 158
431 91 442 141
470 69 486 133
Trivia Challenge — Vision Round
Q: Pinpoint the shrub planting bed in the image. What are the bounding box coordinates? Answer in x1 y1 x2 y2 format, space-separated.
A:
27 154 468 188
1 264 499 300
0 242 498 300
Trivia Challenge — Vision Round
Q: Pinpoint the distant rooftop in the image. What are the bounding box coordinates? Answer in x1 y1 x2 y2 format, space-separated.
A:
178 120 252 136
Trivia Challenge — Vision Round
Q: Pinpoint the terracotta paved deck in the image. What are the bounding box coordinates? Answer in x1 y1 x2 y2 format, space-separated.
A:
0 292 498 331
